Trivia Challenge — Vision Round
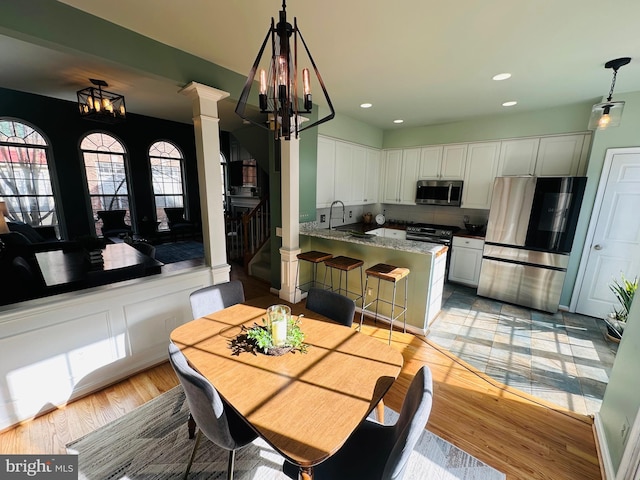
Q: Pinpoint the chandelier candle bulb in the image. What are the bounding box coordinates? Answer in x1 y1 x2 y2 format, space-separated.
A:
303 68 312 110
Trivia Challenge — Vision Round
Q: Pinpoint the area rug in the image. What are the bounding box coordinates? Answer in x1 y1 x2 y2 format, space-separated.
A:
67 386 505 480
154 241 204 264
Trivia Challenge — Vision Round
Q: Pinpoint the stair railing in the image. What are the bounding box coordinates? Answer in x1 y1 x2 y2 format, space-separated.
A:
242 197 270 269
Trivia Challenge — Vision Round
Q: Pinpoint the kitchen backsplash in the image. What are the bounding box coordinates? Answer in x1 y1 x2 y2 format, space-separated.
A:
314 203 488 229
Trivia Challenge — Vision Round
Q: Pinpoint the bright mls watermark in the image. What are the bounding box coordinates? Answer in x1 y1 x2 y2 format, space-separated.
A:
1 455 77 479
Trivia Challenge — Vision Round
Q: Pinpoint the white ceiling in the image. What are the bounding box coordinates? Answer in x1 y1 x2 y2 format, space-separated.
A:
4 0 640 131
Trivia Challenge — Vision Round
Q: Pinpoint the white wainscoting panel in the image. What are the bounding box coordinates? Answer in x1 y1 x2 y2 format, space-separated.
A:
0 267 212 430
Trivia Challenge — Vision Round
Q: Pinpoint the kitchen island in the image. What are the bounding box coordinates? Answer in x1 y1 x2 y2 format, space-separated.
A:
299 222 447 333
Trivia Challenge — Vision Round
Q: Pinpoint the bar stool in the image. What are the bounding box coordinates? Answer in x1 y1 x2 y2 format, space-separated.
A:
324 255 364 306
361 263 410 344
295 250 333 303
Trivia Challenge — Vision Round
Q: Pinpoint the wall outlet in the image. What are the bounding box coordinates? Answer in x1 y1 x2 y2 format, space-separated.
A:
349 210 353 218
367 288 373 296
320 214 326 222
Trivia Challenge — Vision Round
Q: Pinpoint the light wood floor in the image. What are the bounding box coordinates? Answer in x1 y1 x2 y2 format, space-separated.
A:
0 266 603 480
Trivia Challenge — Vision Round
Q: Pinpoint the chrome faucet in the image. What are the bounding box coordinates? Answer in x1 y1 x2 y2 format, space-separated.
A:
329 200 345 229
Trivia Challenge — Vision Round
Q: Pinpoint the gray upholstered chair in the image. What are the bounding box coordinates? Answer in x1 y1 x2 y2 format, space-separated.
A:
305 287 356 327
189 281 245 319
168 342 257 480
283 366 434 480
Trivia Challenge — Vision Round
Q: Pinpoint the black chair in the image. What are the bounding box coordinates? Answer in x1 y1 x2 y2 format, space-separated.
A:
189 281 245 319
168 342 258 480
283 366 434 480
305 287 356 327
97 210 132 238
164 207 197 241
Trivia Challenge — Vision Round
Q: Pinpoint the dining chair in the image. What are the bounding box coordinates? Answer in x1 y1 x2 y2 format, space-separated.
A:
282 365 434 480
305 287 356 327
96 209 132 238
189 280 245 319
168 342 258 480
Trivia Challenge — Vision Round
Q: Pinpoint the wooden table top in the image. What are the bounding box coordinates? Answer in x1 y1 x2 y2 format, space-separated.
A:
35 242 163 287
170 298 404 468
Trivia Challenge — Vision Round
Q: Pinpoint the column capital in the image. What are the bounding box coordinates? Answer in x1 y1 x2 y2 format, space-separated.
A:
179 82 230 118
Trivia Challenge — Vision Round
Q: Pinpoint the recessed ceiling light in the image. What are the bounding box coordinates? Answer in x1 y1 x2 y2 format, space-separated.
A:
502 101 518 107
492 73 512 81
360 103 373 108
393 119 404 124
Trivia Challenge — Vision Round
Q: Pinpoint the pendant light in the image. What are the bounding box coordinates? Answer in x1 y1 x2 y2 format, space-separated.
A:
235 0 335 140
77 79 127 124
588 57 631 130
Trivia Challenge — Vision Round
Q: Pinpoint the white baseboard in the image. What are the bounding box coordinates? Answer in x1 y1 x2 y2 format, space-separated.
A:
594 412 615 479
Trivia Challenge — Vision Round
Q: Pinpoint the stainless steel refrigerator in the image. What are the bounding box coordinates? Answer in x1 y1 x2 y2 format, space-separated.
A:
477 176 586 312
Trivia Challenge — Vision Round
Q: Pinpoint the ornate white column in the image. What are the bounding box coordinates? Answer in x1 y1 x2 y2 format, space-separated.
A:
179 82 231 284
279 137 301 302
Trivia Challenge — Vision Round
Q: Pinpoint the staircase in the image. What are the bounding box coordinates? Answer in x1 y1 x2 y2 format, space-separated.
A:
225 197 271 282
248 238 271 283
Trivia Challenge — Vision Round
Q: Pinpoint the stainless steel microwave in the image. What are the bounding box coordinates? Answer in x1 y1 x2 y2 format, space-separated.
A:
415 180 463 206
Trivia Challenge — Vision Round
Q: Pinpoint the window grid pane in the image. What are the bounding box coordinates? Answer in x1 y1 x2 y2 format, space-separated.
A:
82 133 131 236
149 141 185 230
0 119 57 227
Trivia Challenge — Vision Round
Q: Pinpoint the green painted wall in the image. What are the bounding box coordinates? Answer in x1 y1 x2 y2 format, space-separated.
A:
318 106 384 148
600 296 640 475
383 102 594 147
562 91 640 307
585 91 640 474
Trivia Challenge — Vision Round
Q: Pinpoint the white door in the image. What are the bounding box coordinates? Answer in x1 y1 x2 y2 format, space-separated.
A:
575 148 640 318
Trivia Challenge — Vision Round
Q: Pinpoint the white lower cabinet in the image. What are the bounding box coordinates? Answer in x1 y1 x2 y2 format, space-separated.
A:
448 236 484 287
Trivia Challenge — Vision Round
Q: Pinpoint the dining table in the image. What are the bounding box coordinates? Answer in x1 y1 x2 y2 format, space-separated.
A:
170 296 404 480
34 242 163 288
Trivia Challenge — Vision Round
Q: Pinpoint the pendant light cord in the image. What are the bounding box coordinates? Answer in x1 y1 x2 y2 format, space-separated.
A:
607 68 619 102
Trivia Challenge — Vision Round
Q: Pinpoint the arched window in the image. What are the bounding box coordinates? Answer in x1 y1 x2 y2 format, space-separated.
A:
80 132 132 236
149 140 185 230
0 118 58 227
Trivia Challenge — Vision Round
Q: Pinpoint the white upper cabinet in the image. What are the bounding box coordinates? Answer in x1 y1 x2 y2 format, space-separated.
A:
418 146 442 178
535 134 590 177
364 148 381 204
334 141 357 204
399 148 420 203
382 149 419 204
317 136 381 208
462 142 500 209
498 138 540 176
382 149 403 204
441 144 468 179
316 136 336 208
498 134 591 177
418 144 466 179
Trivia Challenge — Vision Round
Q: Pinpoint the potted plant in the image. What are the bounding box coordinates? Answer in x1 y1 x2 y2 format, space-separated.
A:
604 274 638 342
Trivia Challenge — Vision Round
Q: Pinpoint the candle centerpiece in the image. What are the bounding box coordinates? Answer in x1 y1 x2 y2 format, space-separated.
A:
229 305 308 356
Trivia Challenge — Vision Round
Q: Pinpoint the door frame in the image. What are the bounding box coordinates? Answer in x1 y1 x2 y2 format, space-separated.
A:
570 146 640 312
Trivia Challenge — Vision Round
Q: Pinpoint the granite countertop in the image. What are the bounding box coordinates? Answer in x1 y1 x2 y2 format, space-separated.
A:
299 223 447 256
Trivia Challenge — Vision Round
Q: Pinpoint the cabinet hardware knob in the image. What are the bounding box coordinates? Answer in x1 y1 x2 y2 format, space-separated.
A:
594 244 602 250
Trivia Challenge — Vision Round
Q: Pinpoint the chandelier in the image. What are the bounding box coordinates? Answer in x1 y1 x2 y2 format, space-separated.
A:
77 79 126 124
588 57 631 130
235 0 334 140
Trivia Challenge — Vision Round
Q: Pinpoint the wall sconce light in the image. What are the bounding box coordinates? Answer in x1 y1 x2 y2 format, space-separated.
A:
77 79 126 124
235 0 335 140
588 57 631 130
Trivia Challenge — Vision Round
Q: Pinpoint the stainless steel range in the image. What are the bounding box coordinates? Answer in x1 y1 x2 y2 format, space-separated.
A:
406 223 459 245
406 223 460 281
